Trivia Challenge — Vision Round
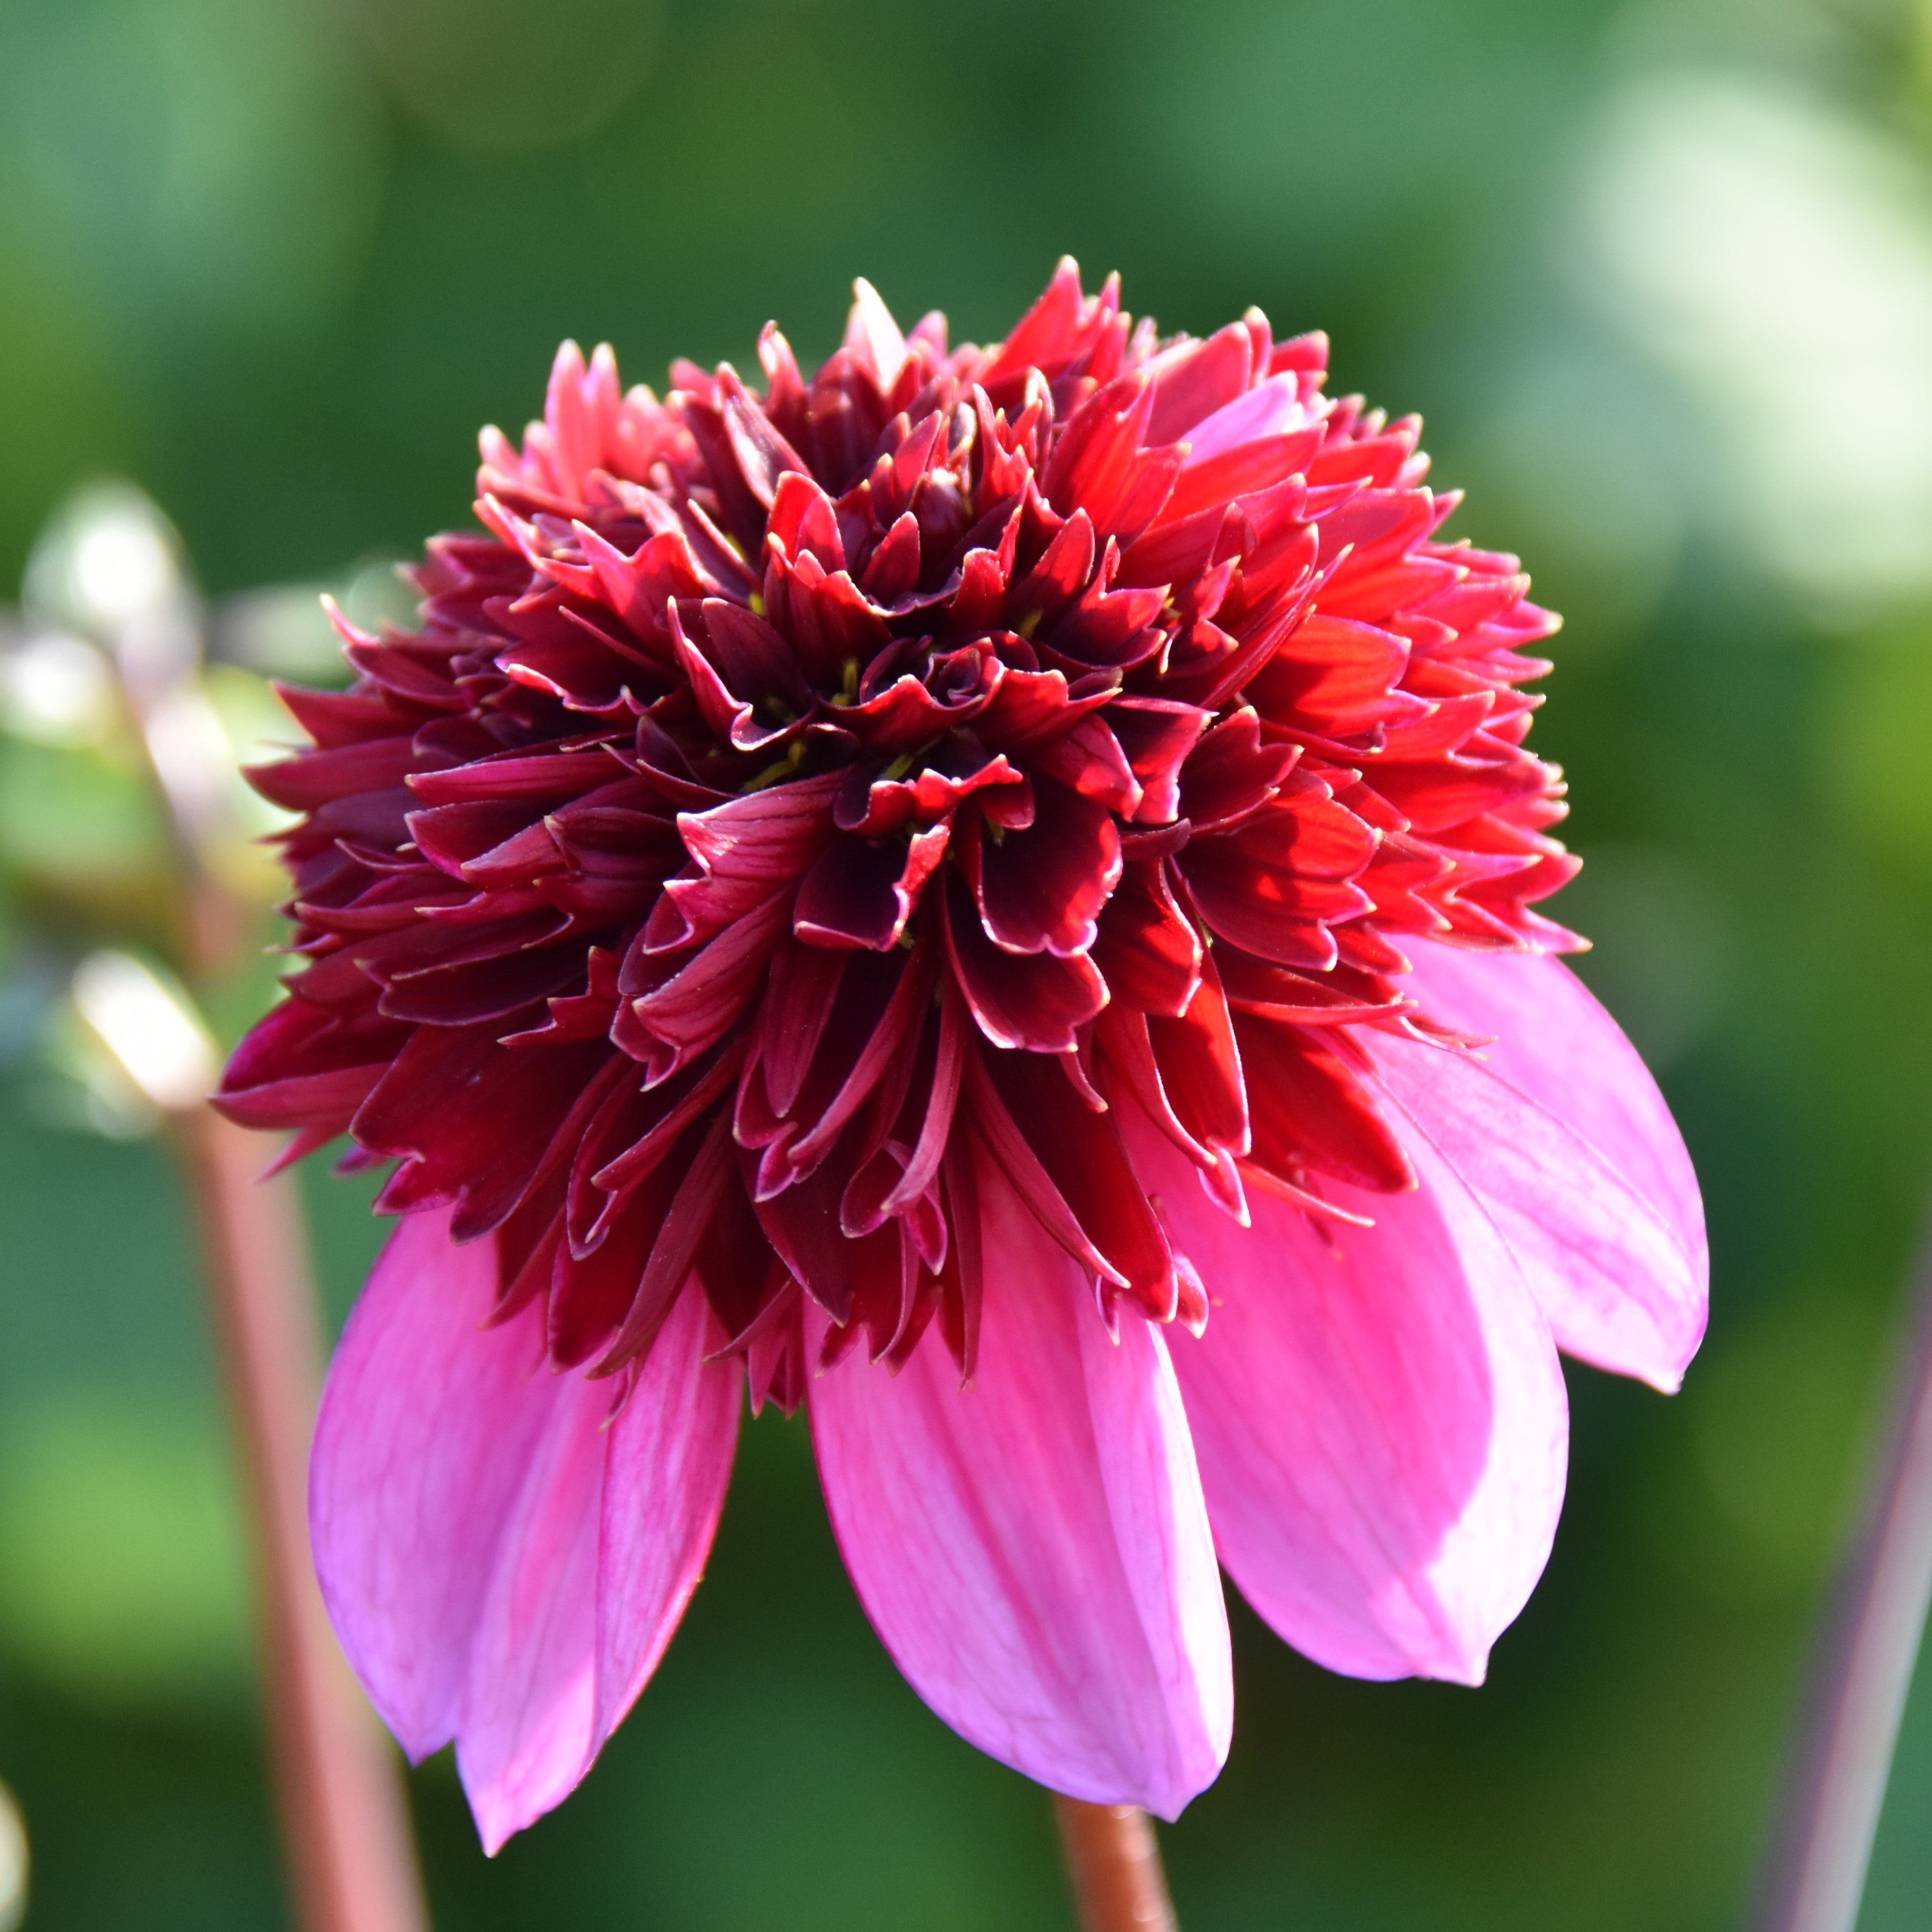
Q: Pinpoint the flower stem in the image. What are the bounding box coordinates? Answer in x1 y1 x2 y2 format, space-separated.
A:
178 1105 429 1932
1754 1231 1932 1932
1052 1798 1177 1932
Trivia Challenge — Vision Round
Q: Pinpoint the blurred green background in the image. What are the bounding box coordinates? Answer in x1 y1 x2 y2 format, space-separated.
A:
4 0 1932 1924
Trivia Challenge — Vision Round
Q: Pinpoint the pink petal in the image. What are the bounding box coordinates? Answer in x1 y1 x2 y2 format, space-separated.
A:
1135 1113 1568 1685
595 1319 743 1746
310 1212 739 1853
453 1361 605 1850
808 1157 1231 1818
310 1213 560 1760
1180 373 1307 464
1393 944 1708 1392
844 276 908 387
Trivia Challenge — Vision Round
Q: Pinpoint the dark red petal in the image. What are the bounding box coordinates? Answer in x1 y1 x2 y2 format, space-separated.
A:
780 946 936 1178
959 776 1121 960
1006 509 1095 631
375 944 583 1028
879 981 969 1219
1238 1018 1415 1194
247 737 420 812
590 1041 747 1199
594 1111 736 1375
1090 860 1201 1018
1247 614 1416 740
357 1026 607 1235
957 1046 1127 1288
647 770 844 950
943 875 1107 1052
981 1048 1176 1318
214 998 405 1135
1180 781 1378 970
1031 714 1142 818
757 936 848 1115
1107 698 1211 826
1147 948 1248 1161
794 824 950 951
549 1160 680 1368
750 1151 859 1324
765 470 847 570
626 893 792 1068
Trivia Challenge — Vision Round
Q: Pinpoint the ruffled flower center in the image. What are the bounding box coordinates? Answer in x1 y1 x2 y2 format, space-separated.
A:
218 264 1578 1414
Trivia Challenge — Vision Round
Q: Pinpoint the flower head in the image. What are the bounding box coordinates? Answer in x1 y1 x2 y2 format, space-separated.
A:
218 264 1707 1848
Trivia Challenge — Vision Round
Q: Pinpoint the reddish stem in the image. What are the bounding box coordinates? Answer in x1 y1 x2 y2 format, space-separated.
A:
1754 1233 1932 1932
178 1105 428 1932
1053 1798 1178 1932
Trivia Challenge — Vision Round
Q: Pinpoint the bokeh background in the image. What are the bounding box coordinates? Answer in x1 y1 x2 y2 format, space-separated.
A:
3 0 1932 1925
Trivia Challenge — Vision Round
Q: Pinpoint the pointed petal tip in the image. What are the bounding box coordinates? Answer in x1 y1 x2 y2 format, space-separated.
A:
844 278 907 382
472 1800 517 1860
1631 1350 1693 1398
1426 1649 1488 1689
465 1745 582 1857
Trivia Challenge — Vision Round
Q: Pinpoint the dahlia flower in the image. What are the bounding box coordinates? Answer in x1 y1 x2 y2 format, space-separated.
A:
216 263 1707 1850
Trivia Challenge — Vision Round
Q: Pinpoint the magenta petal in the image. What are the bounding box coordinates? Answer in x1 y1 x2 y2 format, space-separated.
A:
1180 373 1305 462
310 1212 562 1762
594 1308 744 1747
807 1168 1231 1817
1135 1113 1568 1686
451 1354 606 1850
1393 945 1708 1392
460 1284 739 1850
310 1212 739 1853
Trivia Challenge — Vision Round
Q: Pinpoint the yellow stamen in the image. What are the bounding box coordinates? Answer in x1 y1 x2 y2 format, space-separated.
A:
742 740 807 791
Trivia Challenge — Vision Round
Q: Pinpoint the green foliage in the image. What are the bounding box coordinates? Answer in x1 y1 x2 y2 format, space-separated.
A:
0 1396 251 1710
